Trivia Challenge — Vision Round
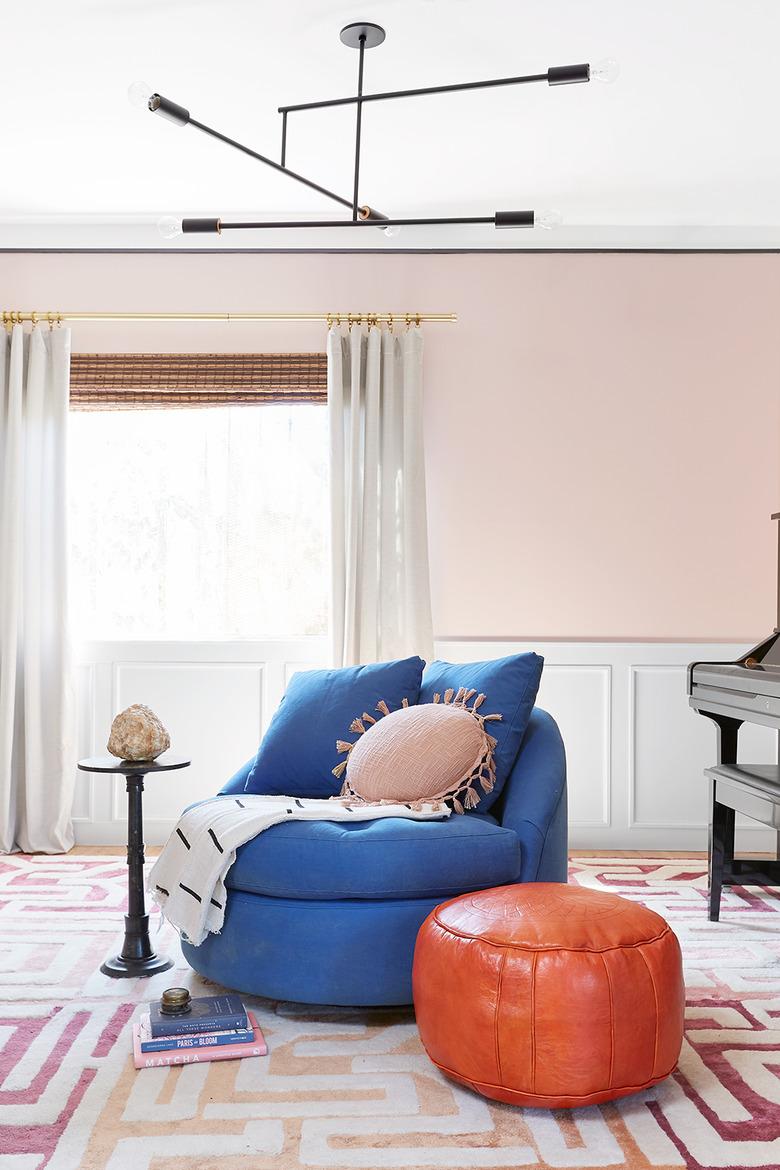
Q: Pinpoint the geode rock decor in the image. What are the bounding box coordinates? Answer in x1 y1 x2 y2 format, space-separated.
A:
107 704 171 761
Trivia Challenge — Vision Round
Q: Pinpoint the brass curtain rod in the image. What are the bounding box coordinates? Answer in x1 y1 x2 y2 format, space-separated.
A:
2 310 456 325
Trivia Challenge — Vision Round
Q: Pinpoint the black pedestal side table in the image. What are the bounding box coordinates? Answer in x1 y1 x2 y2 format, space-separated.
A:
77 754 190 978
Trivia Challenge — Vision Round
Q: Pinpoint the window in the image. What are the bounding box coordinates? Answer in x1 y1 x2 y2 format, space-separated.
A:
68 354 328 640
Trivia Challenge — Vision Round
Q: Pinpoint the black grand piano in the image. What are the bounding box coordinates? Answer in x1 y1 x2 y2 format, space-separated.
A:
688 512 780 920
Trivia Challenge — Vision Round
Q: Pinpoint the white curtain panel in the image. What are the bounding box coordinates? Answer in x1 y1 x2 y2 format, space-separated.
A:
0 325 75 852
328 324 434 666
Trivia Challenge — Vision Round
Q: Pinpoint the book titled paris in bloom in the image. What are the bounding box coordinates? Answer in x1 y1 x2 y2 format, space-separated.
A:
133 1011 267 1069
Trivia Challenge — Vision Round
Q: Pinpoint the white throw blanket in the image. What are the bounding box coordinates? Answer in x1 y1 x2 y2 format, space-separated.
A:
149 794 449 945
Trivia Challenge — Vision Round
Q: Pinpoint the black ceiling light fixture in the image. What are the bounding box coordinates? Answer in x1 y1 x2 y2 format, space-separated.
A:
128 22 618 240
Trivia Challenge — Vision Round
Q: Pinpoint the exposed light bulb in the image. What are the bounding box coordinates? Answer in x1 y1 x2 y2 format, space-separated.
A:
157 215 183 240
128 80 154 110
591 58 619 84
536 209 563 230
384 224 402 238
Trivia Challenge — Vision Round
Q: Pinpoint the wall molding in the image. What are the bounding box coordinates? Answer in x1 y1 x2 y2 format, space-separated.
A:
627 663 694 830
538 662 612 828
72 664 96 826
74 638 776 851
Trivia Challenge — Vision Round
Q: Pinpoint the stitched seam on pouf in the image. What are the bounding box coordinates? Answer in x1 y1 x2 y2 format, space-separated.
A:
429 918 673 953
430 1057 680 1100
494 949 507 1085
531 951 538 1096
601 952 615 1090
637 945 660 1076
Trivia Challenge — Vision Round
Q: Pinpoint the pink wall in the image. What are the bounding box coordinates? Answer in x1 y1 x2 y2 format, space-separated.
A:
3 251 779 641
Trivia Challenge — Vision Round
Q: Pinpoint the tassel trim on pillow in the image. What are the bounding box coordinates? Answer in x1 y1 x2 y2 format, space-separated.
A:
330 696 409 781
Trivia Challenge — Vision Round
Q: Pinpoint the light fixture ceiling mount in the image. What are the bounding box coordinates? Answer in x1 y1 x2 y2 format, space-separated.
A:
129 23 618 240
339 21 386 50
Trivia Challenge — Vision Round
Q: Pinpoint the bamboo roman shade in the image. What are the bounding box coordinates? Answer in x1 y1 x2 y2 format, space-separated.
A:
69 353 327 409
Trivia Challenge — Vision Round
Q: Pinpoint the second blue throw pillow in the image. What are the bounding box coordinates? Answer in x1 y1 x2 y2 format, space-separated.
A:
419 652 544 811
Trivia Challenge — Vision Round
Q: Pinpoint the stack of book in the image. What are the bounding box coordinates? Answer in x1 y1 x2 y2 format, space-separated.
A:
132 993 267 1069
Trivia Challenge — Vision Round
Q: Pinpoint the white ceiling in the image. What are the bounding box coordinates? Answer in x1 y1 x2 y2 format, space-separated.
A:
3 0 780 250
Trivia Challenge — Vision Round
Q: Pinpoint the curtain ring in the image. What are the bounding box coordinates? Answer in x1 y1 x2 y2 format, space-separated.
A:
387 313 394 334
326 313 333 330
30 311 38 329
415 313 421 327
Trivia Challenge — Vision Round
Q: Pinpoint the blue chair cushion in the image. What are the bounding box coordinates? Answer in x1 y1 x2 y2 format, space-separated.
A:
245 657 424 798
226 813 521 900
419 653 544 811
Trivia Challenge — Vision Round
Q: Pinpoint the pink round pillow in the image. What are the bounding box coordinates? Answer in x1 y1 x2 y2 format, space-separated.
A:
335 691 501 813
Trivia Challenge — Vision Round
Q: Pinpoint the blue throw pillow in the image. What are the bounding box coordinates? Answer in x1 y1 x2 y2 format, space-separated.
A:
244 657 425 798
419 653 543 811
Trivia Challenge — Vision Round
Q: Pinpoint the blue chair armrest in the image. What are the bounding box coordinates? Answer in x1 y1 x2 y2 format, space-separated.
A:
218 754 255 796
494 707 568 883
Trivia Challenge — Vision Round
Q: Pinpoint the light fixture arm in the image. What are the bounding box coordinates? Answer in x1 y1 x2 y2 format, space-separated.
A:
276 64 588 116
182 211 538 234
148 94 387 220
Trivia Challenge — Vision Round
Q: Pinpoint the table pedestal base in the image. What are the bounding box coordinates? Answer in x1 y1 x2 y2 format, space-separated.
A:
101 910 173 978
101 952 173 979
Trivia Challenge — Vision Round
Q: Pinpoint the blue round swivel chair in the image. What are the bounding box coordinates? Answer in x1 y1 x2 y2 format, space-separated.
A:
181 708 567 1006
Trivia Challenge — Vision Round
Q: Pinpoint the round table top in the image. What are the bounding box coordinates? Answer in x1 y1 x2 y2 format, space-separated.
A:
77 754 191 775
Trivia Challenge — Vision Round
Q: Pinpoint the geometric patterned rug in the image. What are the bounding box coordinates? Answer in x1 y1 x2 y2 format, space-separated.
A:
3 854 780 1169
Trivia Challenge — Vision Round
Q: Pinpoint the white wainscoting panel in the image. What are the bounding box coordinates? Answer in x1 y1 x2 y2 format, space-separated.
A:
74 639 777 850
536 665 611 828
72 664 95 824
630 665 714 830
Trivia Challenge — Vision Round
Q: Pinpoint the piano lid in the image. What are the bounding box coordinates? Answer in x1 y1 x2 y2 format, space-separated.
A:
692 659 780 699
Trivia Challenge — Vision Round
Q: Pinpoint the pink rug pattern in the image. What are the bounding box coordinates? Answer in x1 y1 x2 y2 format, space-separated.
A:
2 853 780 1168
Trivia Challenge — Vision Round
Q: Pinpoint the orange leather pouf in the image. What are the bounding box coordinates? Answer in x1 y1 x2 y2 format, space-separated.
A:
413 883 684 1109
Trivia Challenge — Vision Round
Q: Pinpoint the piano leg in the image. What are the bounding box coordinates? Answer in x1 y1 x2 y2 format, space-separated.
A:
709 791 735 921
706 714 741 922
